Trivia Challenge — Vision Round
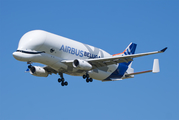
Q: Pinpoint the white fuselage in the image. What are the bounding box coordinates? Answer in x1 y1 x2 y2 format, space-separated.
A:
13 30 119 80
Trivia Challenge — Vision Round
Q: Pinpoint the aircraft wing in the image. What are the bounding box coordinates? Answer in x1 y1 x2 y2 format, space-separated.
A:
43 66 58 74
61 47 167 68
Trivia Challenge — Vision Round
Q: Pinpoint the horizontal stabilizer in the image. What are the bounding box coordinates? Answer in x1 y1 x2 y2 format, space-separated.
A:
125 59 160 76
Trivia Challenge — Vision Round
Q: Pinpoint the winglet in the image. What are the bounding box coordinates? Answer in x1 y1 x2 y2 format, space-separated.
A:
152 59 160 73
160 47 168 52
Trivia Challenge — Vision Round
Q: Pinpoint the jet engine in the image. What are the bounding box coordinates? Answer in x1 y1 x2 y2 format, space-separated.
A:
73 59 92 70
29 66 49 77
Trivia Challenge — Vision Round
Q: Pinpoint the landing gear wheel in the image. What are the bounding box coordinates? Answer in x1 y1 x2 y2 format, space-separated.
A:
86 79 90 83
61 81 68 86
86 77 93 83
58 78 62 83
64 81 68 86
89 78 93 82
83 75 86 79
58 73 68 86
61 82 64 86
83 72 89 79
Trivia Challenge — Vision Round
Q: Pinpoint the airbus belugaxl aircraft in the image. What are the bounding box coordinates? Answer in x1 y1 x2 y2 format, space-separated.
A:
13 30 167 86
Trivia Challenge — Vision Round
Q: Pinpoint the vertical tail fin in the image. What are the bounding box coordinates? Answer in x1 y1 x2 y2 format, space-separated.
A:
112 42 137 66
123 42 137 55
113 42 137 56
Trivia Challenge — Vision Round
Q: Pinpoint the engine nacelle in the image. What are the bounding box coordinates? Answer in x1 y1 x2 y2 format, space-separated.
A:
29 66 49 77
73 59 92 70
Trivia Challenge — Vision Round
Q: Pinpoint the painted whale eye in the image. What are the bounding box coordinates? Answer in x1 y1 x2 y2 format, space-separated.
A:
50 48 55 53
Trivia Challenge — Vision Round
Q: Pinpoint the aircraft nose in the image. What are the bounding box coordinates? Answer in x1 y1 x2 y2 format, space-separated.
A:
13 51 22 60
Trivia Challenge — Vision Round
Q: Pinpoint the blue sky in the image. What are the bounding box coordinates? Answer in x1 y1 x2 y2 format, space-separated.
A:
0 0 178 120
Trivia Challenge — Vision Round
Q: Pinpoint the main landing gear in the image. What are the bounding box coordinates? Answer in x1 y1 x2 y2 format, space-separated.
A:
83 73 93 83
58 73 68 86
58 73 93 86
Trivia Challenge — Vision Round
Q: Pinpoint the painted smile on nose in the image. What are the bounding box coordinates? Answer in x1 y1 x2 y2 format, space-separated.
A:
12 50 45 61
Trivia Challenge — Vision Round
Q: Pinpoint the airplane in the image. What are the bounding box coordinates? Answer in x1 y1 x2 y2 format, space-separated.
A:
12 30 167 86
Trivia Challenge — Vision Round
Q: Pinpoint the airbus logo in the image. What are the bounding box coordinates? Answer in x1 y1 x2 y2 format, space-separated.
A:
59 45 100 58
